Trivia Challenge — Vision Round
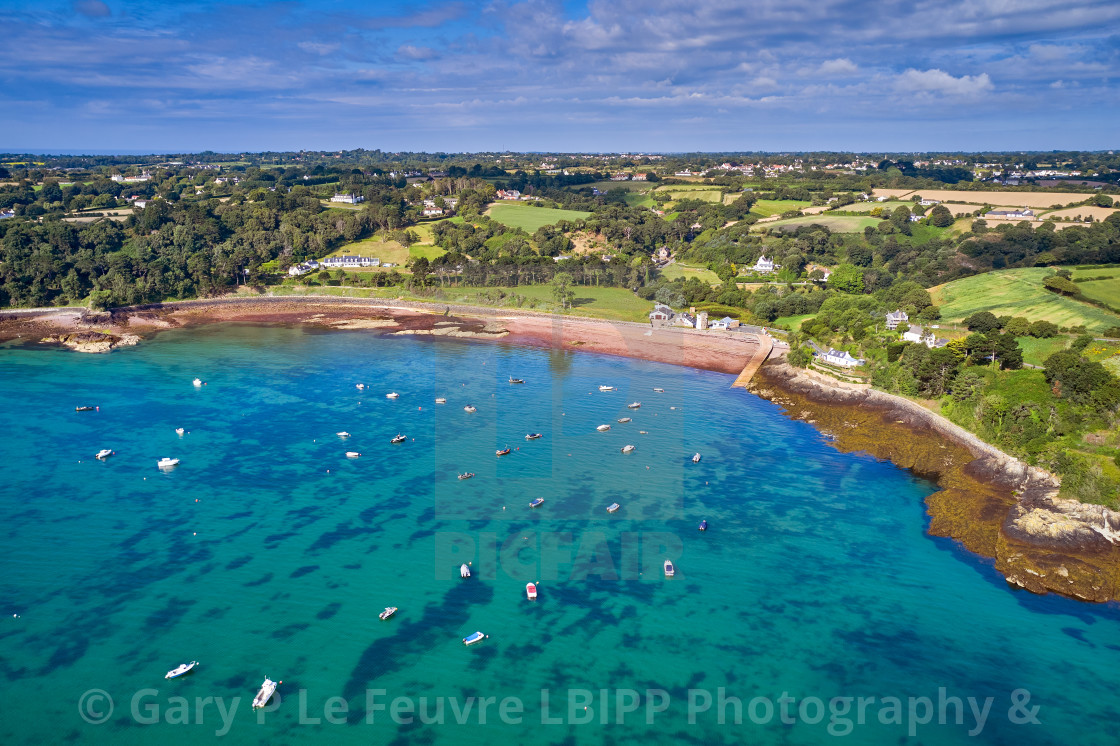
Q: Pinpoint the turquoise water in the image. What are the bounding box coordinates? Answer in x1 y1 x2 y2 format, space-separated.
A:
1 324 1118 745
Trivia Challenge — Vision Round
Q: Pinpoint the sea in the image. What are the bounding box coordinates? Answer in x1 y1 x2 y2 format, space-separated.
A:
1 323 1118 745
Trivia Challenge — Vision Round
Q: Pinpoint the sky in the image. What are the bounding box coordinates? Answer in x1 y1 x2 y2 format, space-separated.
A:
0 0 1118 154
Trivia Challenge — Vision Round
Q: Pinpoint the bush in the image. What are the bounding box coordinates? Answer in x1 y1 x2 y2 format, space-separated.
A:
1029 320 1060 338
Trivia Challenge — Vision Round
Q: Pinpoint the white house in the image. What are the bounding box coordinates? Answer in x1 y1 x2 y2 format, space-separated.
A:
331 194 364 204
422 207 445 217
320 255 378 268
885 310 909 330
695 311 709 330
288 260 321 276
649 303 676 325
753 255 778 273
495 189 521 200
820 349 864 368
708 316 739 330
902 324 948 348
132 198 151 209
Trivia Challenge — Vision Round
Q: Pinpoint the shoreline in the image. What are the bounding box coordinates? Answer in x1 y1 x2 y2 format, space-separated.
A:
5 295 1120 602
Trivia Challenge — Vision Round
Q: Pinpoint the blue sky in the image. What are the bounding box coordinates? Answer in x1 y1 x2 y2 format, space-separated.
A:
1 0 1118 153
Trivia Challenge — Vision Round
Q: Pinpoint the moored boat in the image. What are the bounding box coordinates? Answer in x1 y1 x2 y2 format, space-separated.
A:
692 453 701 463
460 563 471 578
621 444 635 453
379 606 397 620
529 497 544 508
664 559 675 577
458 472 475 480
96 449 114 459
165 660 198 679
157 457 179 469
75 405 95 412
509 376 525 384
699 519 708 532
598 385 615 391
596 424 611 432
607 502 620 514
391 434 406 444
616 417 631 423
337 431 351 438
628 402 641 409
252 678 278 709
463 631 486 646
525 433 543 440
386 392 399 399
464 405 477 413
496 447 511 456
653 388 665 393
192 378 203 387
175 427 185 436
435 397 447 404
346 451 362 458
526 583 537 600
355 383 365 390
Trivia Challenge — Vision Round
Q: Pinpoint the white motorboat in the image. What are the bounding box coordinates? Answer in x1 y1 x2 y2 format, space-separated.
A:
598 385 615 392
391 434 406 444
337 431 351 438
529 497 545 508
627 402 641 409
355 383 365 390
165 661 198 679
157 457 180 469
252 678 278 709
435 397 447 404
464 405 477 413
692 453 701 463
192 378 202 387
617 417 631 423
386 392 399 399
526 583 537 600
653 388 665 393
607 502 620 514
596 425 611 432
458 472 475 480
460 563 471 578
379 606 397 621
346 451 362 458
463 631 486 645
664 559 675 577
95 449 114 460
621 445 636 453
175 428 185 436
525 433 543 440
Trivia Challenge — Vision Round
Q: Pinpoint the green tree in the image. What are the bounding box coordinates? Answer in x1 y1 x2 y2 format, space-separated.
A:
551 271 575 310
927 205 954 227
826 263 863 294
1043 275 1079 296
963 311 1000 333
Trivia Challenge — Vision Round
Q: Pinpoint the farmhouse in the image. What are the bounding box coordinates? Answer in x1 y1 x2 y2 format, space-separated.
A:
288 260 321 276
819 349 864 368
632 173 648 181
902 324 949 349
610 173 630 181
422 207 445 217
320 255 379 268
984 208 1035 220
753 255 778 274
495 189 521 200
708 316 740 330
649 303 674 323
331 194 364 204
885 310 909 330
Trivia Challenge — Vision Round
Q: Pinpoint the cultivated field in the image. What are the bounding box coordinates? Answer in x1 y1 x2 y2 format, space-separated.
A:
756 215 880 233
872 189 1096 209
1041 206 1119 221
659 262 721 284
840 201 912 213
1069 267 1120 309
930 268 1120 331
486 203 592 232
750 199 811 217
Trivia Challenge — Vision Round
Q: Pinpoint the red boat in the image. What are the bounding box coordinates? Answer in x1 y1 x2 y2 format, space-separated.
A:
526 583 537 600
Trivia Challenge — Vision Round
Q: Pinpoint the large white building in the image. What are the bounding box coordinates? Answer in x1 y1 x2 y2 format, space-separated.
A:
819 349 864 368
331 194 364 204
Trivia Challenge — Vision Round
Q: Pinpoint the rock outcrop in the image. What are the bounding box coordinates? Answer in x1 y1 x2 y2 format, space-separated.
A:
42 331 140 353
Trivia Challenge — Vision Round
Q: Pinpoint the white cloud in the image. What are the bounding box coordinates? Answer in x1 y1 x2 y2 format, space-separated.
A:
894 68 993 97
816 58 858 76
298 42 340 56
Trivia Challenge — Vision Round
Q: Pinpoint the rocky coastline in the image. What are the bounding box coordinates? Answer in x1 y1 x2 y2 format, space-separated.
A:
751 359 1120 603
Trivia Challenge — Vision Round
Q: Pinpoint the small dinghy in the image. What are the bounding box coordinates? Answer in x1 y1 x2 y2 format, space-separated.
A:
607 503 620 514
379 607 397 621
463 631 486 646
355 383 365 390
165 661 198 679
435 397 447 404
598 385 615 392
699 519 708 532
508 376 525 384
596 424 611 432
496 447 511 456
346 451 362 458
75 405 95 412
252 678 278 709
529 497 544 508
337 431 351 439
192 378 203 387
692 453 701 463
458 472 475 480
460 563 471 578
157 457 180 469
653 388 665 393
525 433 543 440
526 583 537 600
391 434 406 444
628 402 641 409
175 428 185 436
617 417 632 423
96 449 114 460
664 559 675 577
386 392 399 399
621 444 635 453
464 405 477 413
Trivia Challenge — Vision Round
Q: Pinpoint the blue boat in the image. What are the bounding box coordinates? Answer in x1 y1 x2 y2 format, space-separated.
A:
463 631 486 646
529 498 544 508
699 520 708 532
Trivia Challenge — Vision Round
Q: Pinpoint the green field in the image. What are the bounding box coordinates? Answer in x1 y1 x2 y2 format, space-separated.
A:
659 262 721 284
750 199 811 217
623 192 656 209
445 285 651 322
408 244 447 261
841 201 912 213
758 215 881 233
773 313 816 331
583 180 650 192
1016 336 1070 366
664 190 723 203
328 235 412 266
486 203 592 232
1068 267 1120 310
930 268 1120 331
